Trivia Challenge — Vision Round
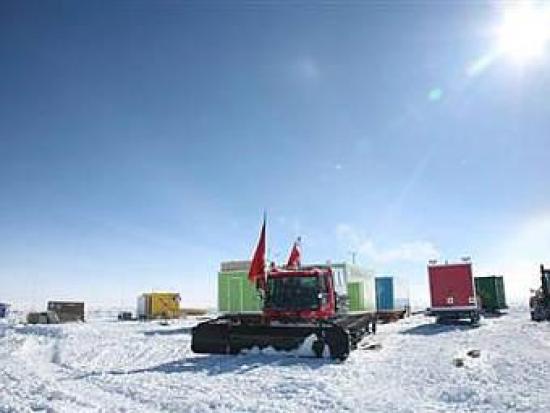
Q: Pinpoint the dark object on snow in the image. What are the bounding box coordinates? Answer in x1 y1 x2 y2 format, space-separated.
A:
181 308 208 316
118 311 133 321
467 349 481 358
361 343 382 351
27 311 60 324
453 358 464 367
0 303 9 318
47 301 85 323
530 265 550 322
376 309 407 323
475 276 507 313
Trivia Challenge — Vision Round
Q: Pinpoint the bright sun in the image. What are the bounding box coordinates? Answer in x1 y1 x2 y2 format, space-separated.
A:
497 2 550 62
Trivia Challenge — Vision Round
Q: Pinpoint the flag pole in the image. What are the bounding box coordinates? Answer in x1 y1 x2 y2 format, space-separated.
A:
263 210 267 286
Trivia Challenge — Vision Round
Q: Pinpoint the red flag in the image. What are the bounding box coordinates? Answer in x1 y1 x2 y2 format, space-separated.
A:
286 237 301 268
248 216 266 282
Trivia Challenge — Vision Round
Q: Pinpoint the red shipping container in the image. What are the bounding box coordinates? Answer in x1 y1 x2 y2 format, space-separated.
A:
428 263 477 310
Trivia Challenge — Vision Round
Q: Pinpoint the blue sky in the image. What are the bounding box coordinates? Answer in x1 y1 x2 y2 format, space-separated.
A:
1 1 549 308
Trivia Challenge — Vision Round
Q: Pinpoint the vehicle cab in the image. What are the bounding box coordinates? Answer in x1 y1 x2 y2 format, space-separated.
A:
263 268 336 320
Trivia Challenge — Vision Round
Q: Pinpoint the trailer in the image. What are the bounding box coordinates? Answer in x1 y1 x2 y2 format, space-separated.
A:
427 261 480 324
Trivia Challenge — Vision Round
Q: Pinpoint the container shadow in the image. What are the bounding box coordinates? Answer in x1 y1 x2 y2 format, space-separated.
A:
400 322 479 336
143 327 193 336
481 311 507 319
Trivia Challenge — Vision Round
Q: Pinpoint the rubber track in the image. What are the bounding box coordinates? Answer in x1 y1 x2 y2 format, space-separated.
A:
191 314 375 360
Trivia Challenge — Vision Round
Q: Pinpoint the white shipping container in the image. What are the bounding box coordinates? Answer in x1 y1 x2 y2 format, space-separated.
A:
347 264 376 312
137 295 147 319
393 276 410 311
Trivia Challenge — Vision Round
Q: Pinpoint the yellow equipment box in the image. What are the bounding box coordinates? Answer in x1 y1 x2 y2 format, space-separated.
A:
137 292 181 320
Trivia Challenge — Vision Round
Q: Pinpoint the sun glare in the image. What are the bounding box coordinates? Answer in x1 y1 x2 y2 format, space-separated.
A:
497 2 550 62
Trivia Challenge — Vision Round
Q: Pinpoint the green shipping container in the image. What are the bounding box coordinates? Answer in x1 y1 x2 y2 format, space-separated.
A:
474 276 507 312
218 271 262 313
346 277 376 312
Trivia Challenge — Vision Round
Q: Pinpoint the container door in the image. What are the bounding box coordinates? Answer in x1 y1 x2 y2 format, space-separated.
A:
496 277 506 308
477 277 497 310
375 278 394 311
147 295 152 317
429 264 474 308
347 282 363 311
474 278 482 303
229 276 243 312
137 296 145 318
487 278 498 310
151 295 160 317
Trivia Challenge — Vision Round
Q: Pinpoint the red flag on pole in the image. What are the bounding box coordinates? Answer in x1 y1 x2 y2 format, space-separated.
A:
286 237 301 268
248 215 266 283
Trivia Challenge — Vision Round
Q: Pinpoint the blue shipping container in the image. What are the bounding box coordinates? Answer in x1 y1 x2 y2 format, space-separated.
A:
375 277 394 310
375 276 410 311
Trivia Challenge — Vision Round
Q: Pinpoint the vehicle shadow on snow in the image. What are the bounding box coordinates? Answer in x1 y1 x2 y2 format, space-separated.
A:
400 322 480 336
71 355 330 380
125 354 329 376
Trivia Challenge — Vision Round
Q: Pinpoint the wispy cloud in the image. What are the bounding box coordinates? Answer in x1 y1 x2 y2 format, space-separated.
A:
335 224 439 264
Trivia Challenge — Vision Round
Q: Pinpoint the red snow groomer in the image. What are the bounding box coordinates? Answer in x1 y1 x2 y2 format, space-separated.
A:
427 259 480 324
191 220 376 360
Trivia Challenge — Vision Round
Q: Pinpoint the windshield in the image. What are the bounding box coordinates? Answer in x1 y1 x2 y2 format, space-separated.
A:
266 276 320 311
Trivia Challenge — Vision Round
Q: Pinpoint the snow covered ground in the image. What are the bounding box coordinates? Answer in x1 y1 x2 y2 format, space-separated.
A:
1 308 549 412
